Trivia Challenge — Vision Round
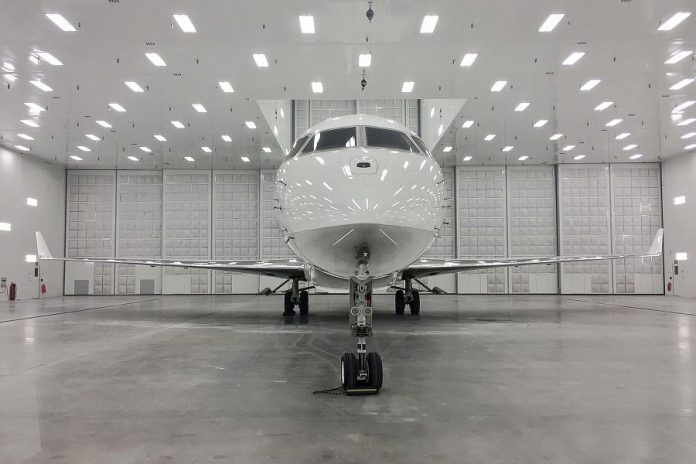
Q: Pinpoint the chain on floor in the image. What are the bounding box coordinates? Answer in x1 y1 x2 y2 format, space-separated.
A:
312 385 346 396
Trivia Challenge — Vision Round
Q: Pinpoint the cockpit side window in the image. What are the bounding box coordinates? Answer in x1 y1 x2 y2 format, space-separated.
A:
365 127 419 153
411 135 431 156
286 135 309 159
301 127 357 154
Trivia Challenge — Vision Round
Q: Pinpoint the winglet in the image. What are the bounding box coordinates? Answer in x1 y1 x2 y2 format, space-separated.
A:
36 232 53 259
648 228 664 256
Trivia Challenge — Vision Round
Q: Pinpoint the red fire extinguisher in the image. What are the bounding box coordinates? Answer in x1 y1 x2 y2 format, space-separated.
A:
41 283 47 294
9 282 17 301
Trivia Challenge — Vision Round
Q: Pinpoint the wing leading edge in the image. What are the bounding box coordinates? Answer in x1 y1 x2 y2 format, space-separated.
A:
403 228 663 279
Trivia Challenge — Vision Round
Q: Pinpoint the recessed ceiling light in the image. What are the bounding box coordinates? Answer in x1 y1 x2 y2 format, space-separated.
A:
17 133 34 140
686 143 696 150
675 252 689 261
491 80 507 92
311 81 324 93
437 124 444 136
623 144 638 151
515 102 530 112
184 156 195 162
359 53 372 67
21 119 39 128
262 147 272 153
462 120 474 128
3 73 17 82
85 134 100 141
139 146 151 153
574 154 586 160
484 134 496 141
665 50 693 64
201 146 212 153
96 120 111 128
29 80 52 92
253 53 269 67
463 156 473 161
562 145 575 151
678 118 696 126
154 134 166 142
420 15 439 34
674 195 686 205
658 12 691 31
1 61 14 72
109 103 126 112
518 155 530 161
69 155 82 161
673 101 696 113
218 81 234 93
124 81 144 92
502 145 513 152
539 13 564 32
241 156 250 162
594 101 613 111
562 52 585 65
76 145 91 152
35 52 63 66
673 113 683 121
145 52 166 66
171 120 185 128
615 132 631 140
606 118 623 127
629 154 643 160
45 13 77 32
681 132 696 139
173 14 196 33
29 54 39 65
533 119 548 128
299 15 315 34
128 156 139 162
221 135 232 142
245 121 257 129
192 103 207 112
549 133 563 140
670 78 694 90
401 81 415 93
26 198 38 207
460 53 478 67
580 79 601 91
443 146 453 152
14 145 30 151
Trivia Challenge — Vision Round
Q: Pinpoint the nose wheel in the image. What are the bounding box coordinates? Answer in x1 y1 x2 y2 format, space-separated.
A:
341 352 382 393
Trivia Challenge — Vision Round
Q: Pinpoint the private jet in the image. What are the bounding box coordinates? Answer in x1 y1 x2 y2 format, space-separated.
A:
36 114 664 395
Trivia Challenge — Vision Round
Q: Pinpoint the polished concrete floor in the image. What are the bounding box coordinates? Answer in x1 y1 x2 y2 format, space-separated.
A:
1 293 695 464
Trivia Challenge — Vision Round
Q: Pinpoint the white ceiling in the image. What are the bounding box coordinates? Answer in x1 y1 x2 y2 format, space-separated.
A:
1 0 695 169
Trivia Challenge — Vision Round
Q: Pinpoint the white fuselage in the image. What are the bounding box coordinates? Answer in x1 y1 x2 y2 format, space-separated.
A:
275 116 444 289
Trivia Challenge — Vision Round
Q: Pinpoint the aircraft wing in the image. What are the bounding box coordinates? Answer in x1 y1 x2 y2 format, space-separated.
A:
403 228 663 279
36 232 306 280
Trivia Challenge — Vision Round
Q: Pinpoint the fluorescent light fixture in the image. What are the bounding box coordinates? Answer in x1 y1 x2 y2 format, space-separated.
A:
533 119 548 127
359 53 372 67
76 145 91 152
463 156 472 161
173 14 196 33
595 101 613 111
615 132 631 140
671 78 694 90
606 118 623 127
673 101 696 113
673 113 683 121
420 15 439 33
665 50 693 64
21 119 39 127
0 222 11 231
124 81 144 92
401 81 415 93
685 143 696 150
502 146 513 152
580 79 601 91
515 102 530 112
245 121 257 129
623 144 638 151
299 15 315 33
443 146 453 152
96 120 111 128
681 132 696 139
218 81 234 92
221 135 232 142
518 155 530 161
549 133 563 141
574 154 586 160
460 53 478 67
253 53 269 67
36 52 63 66
658 12 691 31
26 198 38 207
139 146 151 153
201 146 212 153
675 252 688 261
46 13 77 32
539 13 564 32
678 118 696 126
145 52 166 66
629 154 643 160
17 133 34 140
171 120 185 128
562 52 585 65
491 80 507 92
109 103 126 112
437 124 444 136
562 145 575 151
25 254 37 263
29 54 39 65
154 134 166 141
311 81 323 93
462 120 474 128
2 61 15 72
184 156 195 162
484 134 496 141
14 145 30 151
4 73 17 82
192 103 207 112
674 195 686 205
262 147 272 153
69 155 82 161
127 155 139 162
241 156 250 162
85 134 100 141
29 80 52 92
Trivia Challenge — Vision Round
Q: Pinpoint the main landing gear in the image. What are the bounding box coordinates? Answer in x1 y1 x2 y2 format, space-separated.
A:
283 278 309 317
394 277 420 315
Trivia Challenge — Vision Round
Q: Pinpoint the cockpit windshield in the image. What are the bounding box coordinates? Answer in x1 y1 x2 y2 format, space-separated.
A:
410 135 431 156
365 127 420 153
302 127 357 154
286 135 309 159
